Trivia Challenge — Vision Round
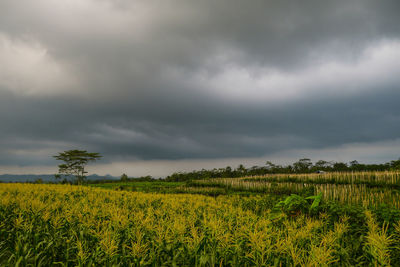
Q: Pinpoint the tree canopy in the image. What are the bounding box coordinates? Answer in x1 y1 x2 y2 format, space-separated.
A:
165 158 400 182
54 150 102 184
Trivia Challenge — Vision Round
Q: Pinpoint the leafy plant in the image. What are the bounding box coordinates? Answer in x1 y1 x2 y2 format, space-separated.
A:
272 193 323 217
306 193 323 214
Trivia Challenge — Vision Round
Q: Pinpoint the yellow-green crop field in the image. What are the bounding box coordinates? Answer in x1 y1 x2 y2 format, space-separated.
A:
188 171 400 208
1 181 400 266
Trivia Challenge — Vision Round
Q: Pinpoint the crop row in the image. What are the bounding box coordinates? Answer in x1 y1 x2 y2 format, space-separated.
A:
244 171 400 185
189 174 400 208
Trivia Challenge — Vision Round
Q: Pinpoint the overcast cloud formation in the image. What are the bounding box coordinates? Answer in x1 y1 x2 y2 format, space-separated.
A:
1 0 400 176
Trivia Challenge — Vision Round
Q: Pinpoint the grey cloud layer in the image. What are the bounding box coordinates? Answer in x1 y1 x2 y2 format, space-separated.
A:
1 0 400 166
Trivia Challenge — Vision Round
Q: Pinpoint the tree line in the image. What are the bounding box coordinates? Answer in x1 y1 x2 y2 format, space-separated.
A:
165 158 400 182
51 150 400 183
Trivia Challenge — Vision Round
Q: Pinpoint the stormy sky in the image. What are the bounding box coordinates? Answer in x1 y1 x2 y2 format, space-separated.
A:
1 0 400 176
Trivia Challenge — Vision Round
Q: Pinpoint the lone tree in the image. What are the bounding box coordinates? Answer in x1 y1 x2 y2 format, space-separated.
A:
120 173 129 182
54 150 102 184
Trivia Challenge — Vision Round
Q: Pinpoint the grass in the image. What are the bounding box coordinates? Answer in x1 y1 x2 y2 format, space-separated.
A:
89 181 184 193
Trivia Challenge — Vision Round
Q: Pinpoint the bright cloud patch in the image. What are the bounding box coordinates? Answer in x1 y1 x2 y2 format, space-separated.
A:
0 33 77 95
193 40 400 102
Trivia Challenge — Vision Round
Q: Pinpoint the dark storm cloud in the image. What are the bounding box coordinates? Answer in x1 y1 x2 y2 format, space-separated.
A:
1 0 400 168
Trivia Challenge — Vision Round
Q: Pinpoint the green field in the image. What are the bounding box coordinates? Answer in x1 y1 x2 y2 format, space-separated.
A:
1 171 400 266
89 181 185 193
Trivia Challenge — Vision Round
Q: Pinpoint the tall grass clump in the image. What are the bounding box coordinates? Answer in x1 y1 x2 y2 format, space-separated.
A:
364 210 393 266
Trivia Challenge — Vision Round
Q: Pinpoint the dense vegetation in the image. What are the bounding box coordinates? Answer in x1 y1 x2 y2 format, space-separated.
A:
2 170 400 265
1 183 400 266
185 171 400 208
165 158 400 181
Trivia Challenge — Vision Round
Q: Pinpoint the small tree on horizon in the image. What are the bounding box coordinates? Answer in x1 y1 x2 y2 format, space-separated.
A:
120 173 129 182
54 149 102 184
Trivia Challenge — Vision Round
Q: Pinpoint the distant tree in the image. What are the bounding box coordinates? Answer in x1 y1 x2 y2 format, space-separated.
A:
314 160 329 168
54 150 102 184
140 175 154 181
293 158 313 173
390 159 400 170
224 166 232 177
333 162 348 171
236 164 246 175
265 161 276 170
120 173 129 182
312 160 332 172
349 160 359 167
